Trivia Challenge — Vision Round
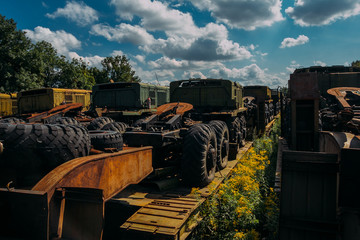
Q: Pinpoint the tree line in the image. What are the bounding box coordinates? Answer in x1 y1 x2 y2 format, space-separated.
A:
0 14 140 93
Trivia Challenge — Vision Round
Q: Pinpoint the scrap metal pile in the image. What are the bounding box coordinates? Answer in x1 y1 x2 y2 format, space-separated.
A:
320 87 360 135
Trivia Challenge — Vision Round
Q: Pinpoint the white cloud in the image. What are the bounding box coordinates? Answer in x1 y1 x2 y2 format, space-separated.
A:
141 23 251 61
90 23 155 45
182 71 207 79
111 50 124 57
24 26 81 57
313 60 326 67
190 0 284 30
46 1 98 27
134 55 146 63
107 0 251 61
110 0 198 36
148 57 223 71
286 0 360 26
68 52 104 68
209 64 286 87
286 60 301 73
280 35 309 48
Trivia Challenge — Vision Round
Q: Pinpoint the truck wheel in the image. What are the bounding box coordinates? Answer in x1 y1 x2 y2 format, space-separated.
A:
87 117 114 130
0 123 91 186
133 118 145 127
49 117 80 125
101 122 128 134
181 123 217 187
89 130 123 151
209 120 229 170
239 115 246 147
0 117 25 124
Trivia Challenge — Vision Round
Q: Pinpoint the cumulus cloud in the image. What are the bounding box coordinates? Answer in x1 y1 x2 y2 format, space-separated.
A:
286 60 301 73
148 57 223 71
90 23 155 45
182 71 207 79
46 1 98 26
110 0 198 36
107 0 251 62
68 52 104 68
24 26 81 57
209 64 286 87
286 0 360 26
313 60 326 67
141 23 251 61
190 0 284 30
134 55 146 63
280 35 309 48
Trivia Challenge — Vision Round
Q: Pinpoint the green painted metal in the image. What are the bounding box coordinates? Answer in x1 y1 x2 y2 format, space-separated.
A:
92 82 169 111
170 79 244 111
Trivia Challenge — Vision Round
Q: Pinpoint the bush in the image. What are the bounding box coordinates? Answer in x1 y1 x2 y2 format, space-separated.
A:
191 118 280 240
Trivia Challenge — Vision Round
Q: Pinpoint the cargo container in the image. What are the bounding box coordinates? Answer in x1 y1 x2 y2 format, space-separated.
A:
0 93 17 116
17 88 91 114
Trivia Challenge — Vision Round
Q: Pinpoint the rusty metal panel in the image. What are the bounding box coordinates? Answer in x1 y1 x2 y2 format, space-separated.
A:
120 196 202 239
279 150 339 239
0 188 48 239
289 72 320 100
32 146 153 202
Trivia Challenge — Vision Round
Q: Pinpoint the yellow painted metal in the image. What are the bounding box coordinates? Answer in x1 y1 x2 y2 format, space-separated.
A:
17 88 91 114
0 93 17 116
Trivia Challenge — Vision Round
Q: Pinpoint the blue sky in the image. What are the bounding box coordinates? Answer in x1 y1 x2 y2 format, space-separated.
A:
1 0 360 88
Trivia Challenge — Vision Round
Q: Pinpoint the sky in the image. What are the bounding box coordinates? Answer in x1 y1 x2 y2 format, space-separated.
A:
1 0 360 88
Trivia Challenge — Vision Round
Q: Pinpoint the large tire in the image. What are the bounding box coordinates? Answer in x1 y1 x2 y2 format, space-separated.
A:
0 117 25 124
87 117 114 130
89 130 123 151
101 122 128 134
209 120 229 170
0 123 91 186
49 117 80 125
181 124 217 187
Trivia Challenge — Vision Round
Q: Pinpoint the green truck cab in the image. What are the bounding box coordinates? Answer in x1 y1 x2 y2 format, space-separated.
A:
91 82 169 123
170 79 245 116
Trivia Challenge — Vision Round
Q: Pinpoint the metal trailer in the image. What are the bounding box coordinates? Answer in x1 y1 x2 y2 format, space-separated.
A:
0 116 278 240
17 88 92 114
0 146 153 240
91 82 170 124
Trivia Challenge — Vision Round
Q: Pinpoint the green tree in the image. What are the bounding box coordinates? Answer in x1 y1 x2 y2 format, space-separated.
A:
51 57 95 90
0 14 33 92
351 60 360 67
99 55 140 83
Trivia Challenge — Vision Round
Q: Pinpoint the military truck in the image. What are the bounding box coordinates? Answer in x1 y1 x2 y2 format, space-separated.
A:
124 79 248 187
91 82 169 124
244 85 274 132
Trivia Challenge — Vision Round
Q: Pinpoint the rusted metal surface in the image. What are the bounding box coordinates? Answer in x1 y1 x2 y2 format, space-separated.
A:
319 131 360 153
26 102 83 123
327 87 360 109
289 72 320 100
32 146 153 202
156 102 193 116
